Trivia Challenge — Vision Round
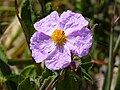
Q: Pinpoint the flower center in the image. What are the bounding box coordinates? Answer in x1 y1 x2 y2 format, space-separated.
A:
52 30 66 46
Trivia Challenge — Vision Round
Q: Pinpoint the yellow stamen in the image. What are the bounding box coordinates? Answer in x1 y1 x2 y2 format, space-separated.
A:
52 30 66 46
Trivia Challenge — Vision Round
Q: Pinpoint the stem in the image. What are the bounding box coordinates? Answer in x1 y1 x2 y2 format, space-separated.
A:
45 76 59 90
8 58 35 65
39 79 49 90
45 70 64 90
38 0 46 14
106 28 113 90
103 2 116 90
113 34 120 53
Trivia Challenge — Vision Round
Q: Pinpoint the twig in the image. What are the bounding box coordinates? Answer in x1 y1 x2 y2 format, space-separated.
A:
90 23 98 31
92 59 118 67
38 0 46 14
38 70 64 90
39 79 50 90
114 16 120 24
45 70 65 90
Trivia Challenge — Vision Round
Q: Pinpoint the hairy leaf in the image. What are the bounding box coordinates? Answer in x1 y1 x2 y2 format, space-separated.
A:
56 70 79 90
17 77 36 90
41 68 54 82
20 65 37 77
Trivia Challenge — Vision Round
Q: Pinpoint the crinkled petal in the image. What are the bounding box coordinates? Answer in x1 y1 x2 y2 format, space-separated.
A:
66 27 92 57
60 10 88 35
34 11 60 36
30 32 55 63
45 45 71 70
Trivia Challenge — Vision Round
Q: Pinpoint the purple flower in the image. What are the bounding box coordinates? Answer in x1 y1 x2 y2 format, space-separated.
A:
30 10 92 70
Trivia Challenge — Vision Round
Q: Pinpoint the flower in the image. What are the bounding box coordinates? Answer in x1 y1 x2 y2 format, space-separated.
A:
30 10 92 70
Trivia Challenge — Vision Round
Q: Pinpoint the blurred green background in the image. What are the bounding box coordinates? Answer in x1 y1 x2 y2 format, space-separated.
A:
0 0 120 90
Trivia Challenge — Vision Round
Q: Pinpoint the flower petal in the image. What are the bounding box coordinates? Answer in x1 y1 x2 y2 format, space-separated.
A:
60 10 88 35
34 11 59 36
45 45 71 70
66 27 92 57
30 32 55 63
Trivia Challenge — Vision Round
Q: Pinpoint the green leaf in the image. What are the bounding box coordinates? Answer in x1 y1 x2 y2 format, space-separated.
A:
32 76 41 89
0 60 11 76
0 46 8 64
20 0 35 44
80 62 94 72
7 74 24 85
20 65 37 77
81 68 93 82
17 77 36 90
19 64 42 89
41 68 54 82
80 54 92 63
56 70 79 90
18 66 41 89
0 46 17 90
19 66 54 89
73 54 92 64
0 70 7 84
46 2 52 12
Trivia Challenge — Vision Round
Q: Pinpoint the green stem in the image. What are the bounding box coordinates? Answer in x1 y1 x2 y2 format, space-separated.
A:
8 58 35 65
103 2 116 90
106 31 113 90
113 34 120 53
103 24 114 90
